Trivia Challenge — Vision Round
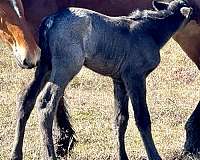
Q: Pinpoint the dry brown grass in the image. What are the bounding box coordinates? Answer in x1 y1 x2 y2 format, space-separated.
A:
0 39 199 160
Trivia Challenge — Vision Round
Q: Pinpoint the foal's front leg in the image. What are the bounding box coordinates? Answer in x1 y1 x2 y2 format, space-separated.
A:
122 73 161 160
113 79 129 160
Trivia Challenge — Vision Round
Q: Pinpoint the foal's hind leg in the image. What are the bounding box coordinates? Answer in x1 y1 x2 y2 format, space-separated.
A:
11 63 50 160
36 75 80 159
113 79 129 160
122 73 161 160
36 52 84 159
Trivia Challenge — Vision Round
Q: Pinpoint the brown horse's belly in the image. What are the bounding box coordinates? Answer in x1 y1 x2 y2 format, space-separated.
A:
173 20 200 69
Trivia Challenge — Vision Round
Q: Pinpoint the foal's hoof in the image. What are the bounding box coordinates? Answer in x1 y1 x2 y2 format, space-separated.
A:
10 154 22 160
11 158 22 160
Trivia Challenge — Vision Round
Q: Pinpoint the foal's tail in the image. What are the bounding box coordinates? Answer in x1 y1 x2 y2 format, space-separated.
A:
38 16 54 64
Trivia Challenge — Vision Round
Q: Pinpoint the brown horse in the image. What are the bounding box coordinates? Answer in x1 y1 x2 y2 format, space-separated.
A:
0 0 40 68
0 0 199 158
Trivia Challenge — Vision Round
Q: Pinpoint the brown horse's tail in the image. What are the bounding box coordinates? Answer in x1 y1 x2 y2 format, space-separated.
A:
39 16 77 157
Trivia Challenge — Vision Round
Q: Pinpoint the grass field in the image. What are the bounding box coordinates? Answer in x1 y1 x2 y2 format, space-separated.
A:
0 39 199 160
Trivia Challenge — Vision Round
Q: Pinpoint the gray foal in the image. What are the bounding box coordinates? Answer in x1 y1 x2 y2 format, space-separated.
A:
15 0 192 159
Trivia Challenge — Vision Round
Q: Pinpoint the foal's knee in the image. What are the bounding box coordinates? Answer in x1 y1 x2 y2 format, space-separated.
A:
36 83 62 115
135 112 151 132
36 89 52 111
36 90 57 131
115 113 129 129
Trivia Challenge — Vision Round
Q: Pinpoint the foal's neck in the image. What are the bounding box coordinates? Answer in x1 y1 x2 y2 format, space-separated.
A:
146 13 186 48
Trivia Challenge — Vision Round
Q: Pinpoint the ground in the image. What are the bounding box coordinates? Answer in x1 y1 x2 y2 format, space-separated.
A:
0 39 199 160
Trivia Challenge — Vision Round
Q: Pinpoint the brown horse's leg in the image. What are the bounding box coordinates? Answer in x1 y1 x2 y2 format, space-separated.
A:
113 79 129 160
55 97 76 157
184 101 200 154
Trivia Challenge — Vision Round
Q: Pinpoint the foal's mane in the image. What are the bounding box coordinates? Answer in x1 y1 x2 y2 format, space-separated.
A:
128 9 173 20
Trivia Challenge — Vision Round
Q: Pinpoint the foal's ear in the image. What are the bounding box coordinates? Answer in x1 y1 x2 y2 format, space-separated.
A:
152 0 169 11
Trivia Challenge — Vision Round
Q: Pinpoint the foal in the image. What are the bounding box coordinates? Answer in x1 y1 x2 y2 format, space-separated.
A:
18 0 192 159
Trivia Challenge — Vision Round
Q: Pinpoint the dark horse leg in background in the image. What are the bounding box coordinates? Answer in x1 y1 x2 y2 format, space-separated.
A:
184 101 200 154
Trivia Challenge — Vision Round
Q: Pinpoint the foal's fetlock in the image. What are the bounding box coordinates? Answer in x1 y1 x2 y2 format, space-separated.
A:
10 152 23 160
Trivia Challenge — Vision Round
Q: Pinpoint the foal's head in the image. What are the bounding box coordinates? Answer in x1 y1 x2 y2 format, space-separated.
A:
0 0 40 68
153 0 192 29
152 0 200 21
129 0 192 21
153 0 192 17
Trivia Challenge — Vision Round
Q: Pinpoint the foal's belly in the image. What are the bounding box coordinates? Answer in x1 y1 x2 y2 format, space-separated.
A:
84 53 123 77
